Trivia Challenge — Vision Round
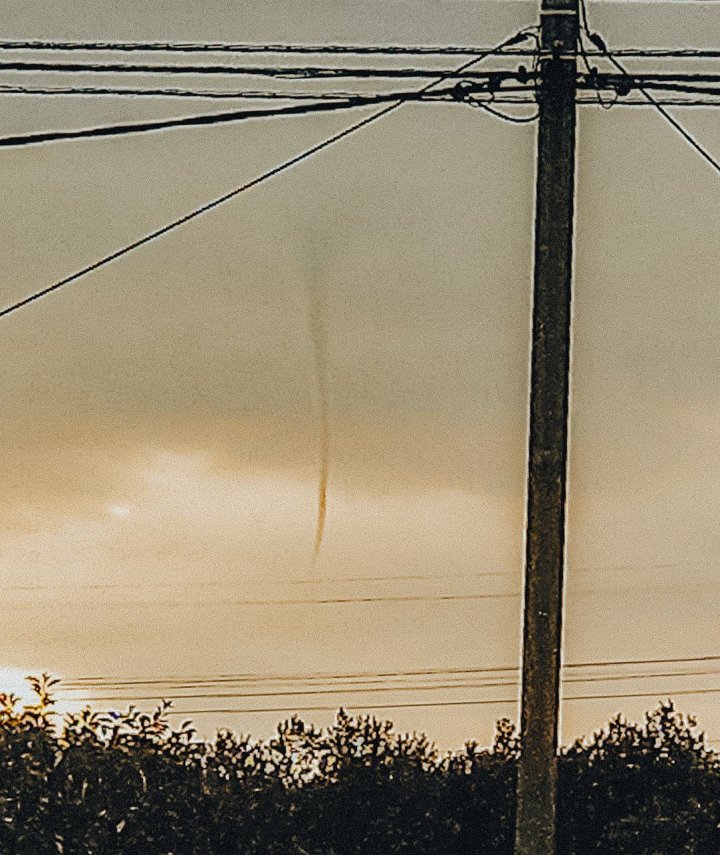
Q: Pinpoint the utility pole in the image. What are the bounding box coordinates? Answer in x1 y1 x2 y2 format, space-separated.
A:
514 0 578 853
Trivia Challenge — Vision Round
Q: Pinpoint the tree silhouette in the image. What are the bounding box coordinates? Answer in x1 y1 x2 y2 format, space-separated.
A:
1 676 719 853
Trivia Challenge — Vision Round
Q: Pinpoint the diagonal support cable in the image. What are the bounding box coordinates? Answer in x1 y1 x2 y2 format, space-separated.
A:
0 27 533 320
579 0 720 174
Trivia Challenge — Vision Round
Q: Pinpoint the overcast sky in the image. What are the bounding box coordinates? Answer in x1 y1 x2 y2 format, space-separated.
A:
2 0 720 749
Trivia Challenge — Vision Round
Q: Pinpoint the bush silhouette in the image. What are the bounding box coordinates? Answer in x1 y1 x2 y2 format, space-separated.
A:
1 675 719 853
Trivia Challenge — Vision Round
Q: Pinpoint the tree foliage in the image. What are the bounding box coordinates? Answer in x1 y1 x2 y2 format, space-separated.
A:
1 675 719 853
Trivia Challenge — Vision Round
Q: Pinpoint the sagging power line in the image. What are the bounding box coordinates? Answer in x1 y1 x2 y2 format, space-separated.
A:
2 38 720 60
0 28 533 320
61 654 720 690
147 685 720 719
0 39 534 57
59 670 720 703
9 556 720 594
0 89 456 148
0 60 533 78
5 84 720 106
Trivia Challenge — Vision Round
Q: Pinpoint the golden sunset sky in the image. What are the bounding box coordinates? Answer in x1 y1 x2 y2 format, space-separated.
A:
2 0 720 749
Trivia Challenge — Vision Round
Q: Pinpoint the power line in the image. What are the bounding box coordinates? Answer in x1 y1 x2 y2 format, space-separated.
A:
65 667 720 692
632 84 720 96
579 72 720 97
0 59 525 80
0 27 532 319
14 557 720 595
0 40 532 57
1 40 719 60
60 654 720 690
0 83 542 107
17 573 720 609
17 591 521 609
2 570 513 593
13 574 720 608
583 78 720 98
578 21 615 110
0 83 405 100
0 106 399 319
579 0 720 175
1 80 553 149
466 94 720 106
0 83 543 105
65 681 522 704
581 48 720 60
60 668 720 704
583 96 720 105
63 677 515 691
15 582 720 610
0 89 452 149
466 99 539 123
606 73 720 84
158 686 720 717
612 100 720 107
59 667 520 689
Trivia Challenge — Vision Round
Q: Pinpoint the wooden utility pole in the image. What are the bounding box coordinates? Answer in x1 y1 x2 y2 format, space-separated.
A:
514 0 578 853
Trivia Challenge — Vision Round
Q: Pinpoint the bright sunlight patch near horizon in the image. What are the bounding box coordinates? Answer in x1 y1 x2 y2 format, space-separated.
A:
0 667 38 707
0 666 84 720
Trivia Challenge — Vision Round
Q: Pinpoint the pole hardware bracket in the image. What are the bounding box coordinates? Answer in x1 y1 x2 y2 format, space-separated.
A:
578 72 636 98
448 69 539 103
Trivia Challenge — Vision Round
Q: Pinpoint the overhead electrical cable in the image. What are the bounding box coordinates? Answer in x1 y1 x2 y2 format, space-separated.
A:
633 83 720 96
9 557 720 593
582 48 720 59
0 84 404 100
585 73 720 90
466 98 539 122
0 25 534 317
126 76 720 105
603 98 720 106
476 93 720 106
10 576 720 606
0 40 534 57
66 681 526 704
159 685 720 717
2 40 719 60
578 0 720 175
599 73 720 84
0 82 537 103
581 76 720 97
577 21 615 109
19 572 720 611
0 90 447 148
1 570 514 593
613 75 720 174
0 107 404 318
63 666 720 692
14 591 520 608
61 667 720 704
60 654 720 690
0 60 524 79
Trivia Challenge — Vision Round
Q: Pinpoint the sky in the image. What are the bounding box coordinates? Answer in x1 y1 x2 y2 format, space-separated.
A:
2 0 720 750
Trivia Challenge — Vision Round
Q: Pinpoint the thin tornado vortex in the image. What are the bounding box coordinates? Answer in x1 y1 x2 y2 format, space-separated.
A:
307 275 329 558
314 414 329 557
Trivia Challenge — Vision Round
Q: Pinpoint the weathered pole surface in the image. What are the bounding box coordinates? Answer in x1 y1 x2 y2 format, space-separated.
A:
514 0 578 853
